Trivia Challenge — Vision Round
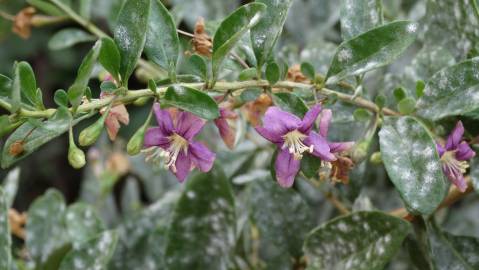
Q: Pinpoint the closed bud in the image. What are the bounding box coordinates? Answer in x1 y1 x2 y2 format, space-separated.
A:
127 125 147 156
351 140 370 163
68 145 86 169
370 152 382 165
79 119 104 146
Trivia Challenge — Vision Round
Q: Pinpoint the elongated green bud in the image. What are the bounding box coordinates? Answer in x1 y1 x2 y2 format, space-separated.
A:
68 126 86 169
79 117 106 146
127 110 152 155
370 152 382 165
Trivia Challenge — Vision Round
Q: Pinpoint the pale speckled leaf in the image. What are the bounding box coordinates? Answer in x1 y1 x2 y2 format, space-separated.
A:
145 0 180 72
378 116 448 215
0 188 12 270
250 0 293 68
304 211 410 270
2 167 20 207
326 21 418 84
48 28 96 50
417 58 479 121
59 230 118 270
65 203 105 244
212 3 266 82
471 157 479 194
340 0 382 40
26 189 68 265
164 165 235 270
114 0 151 85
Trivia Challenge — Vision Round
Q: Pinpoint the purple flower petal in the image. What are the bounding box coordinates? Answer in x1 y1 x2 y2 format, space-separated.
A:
275 149 300 188
304 132 336 162
299 104 321 134
144 127 170 148
153 103 174 136
173 151 192 182
329 142 354 153
455 141 476 161
214 118 235 149
255 126 284 144
175 111 206 140
319 109 332 138
443 165 467 192
261 107 302 137
189 141 216 172
436 142 446 157
446 121 464 150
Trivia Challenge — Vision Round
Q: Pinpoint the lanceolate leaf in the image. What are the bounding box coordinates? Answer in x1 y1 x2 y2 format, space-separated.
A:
114 0 151 85
48 28 96 50
0 74 11 97
417 58 479 121
304 211 410 270
340 0 382 40
145 0 180 72
378 116 448 216
0 187 12 270
272 92 308 118
212 3 266 82
164 165 235 270
164 85 219 120
99 37 121 82
250 0 293 69
326 21 418 84
14 61 44 109
10 63 22 113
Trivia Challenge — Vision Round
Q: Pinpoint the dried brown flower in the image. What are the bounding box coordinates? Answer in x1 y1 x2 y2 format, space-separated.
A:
241 93 273 126
192 17 212 57
9 209 27 239
330 156 354 184
12 7 36 39
287 64 309 83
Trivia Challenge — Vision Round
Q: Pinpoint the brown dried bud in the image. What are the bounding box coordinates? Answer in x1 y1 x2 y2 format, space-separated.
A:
192 17 212 57
241 93 273 126
12 7 36 39
330 156 354 184
9 141 24 157
9 209 27 239
287 64 309 83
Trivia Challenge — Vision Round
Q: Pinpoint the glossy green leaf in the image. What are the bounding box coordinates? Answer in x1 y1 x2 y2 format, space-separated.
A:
212 3 266 82
2 167 20 207
65 203 105 244
59 230 118 270
379 116 448 215
326 21 418 84
164 165 235 270
272 92 308 117
397 97 416 115
300 62 315 80
14 61 44 109
304 211 410 270
114 0 151 85
250 0 293 69
187 54 208 80
48 28 96 50
301 153 322 178
26 189 68 266
249 179 314 266
99 37 121 82
0 187 12 270
145 0 180 72
54 89 69 107
340 0 382 40
265 62 280 85
68 41 101 109
417 58 479 121
164 85 219 120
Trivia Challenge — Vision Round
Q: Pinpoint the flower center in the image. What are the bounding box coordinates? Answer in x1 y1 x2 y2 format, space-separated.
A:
282 130 313 160
164 133 189 173
441 150 469 175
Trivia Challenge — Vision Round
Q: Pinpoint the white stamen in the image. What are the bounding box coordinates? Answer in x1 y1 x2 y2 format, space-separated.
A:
441 150 469 176
282 130 313 160
142 133 189 172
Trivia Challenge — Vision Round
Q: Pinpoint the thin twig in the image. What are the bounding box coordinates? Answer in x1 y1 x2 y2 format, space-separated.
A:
324 192 351 215
0 10 15 21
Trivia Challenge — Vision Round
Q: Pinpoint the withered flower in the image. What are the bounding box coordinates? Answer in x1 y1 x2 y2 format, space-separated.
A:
12 7 36 39
192 17 212 57
287 64 309 83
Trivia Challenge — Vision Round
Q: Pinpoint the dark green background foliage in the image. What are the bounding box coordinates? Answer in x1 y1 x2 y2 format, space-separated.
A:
1 0 479 269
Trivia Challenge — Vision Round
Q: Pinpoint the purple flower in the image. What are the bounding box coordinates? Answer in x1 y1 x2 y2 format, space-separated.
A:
143 103 216 182
214 107 237 150
255 105 337 188
436 121 476 192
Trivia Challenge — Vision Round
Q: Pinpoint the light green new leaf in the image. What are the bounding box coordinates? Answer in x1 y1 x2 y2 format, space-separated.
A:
164 165 235 270
417 58 479 121
114 0 151 85
164 85 219 120
0 188 12 270
99 37 121 82
379 116 448 215
340 0 382 40
304 211 410 270
212 3 266 82
14 62 43 109
250 0 293 69
326 21 418 84
59 230 118 270
145 0 180 72
48 28 96 50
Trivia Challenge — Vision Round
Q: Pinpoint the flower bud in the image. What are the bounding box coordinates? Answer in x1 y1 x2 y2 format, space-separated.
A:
351 139 370 163
370 152 382 165
79 119 105 146
68 145 86 169
127 125 147 156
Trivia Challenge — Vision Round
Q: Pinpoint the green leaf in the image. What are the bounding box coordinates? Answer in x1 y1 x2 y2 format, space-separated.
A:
239 88 261 102
99 37 121 82
0 187 12 270
14 62 44 110
27 0 63 16
164 165 235 270
300 62 315 81
238 67 257 81
212 3 266 82
164 85 219 120
301 153 322 178
65 203 105 244
2 167 20 207
26 189 68 266
145 0 180 72
340 0 382 40
265 62 280 85
0 116 22 139
186 54 208 81
68 41 101 109
249 178 314 266
326 21 418 84
59 230 118 270
48 28 96 51
378 116 448 215
353 108 372 122
0 74 11 97
304 211 411 270
10 63 22 113
272 92 308 117
79 0 92 20
397 97 416 115
114 0 151 85
417 58 479 121
54 89 69 107
250 0 293 69
393 87 407 102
